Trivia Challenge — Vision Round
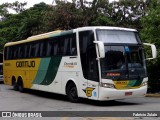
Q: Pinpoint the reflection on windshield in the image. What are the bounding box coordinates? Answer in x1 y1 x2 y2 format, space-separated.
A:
101 46 125 71
100 46 147 80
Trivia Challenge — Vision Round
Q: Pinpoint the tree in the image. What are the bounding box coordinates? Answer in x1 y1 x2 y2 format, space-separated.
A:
0 1 27 52
140 0 160 92
0 1 27 21
109 0 147 29
17 2 50 39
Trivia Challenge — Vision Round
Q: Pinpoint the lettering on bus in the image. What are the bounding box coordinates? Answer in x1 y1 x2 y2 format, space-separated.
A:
64 62 77 66
5 63 11 66
16 61 35 68
64 62 77 68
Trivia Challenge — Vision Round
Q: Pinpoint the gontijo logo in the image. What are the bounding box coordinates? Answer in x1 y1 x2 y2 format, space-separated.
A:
16 61 35 67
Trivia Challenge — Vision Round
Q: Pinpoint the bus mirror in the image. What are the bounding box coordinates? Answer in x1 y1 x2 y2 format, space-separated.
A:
143 43 157 60
94 41 105 59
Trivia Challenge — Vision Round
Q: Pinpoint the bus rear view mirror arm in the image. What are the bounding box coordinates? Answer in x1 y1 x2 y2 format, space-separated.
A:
94 41 105 59
143 43 157 60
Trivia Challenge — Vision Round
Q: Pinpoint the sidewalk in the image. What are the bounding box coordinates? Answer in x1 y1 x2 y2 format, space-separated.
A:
146 93 160 97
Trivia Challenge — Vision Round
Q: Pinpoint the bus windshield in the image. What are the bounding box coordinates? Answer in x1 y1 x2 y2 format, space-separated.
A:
96 29 141 44
100 45 147 80
96 29 146 80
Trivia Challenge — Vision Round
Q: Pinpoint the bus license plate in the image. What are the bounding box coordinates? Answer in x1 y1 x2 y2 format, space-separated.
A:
125 92 132 96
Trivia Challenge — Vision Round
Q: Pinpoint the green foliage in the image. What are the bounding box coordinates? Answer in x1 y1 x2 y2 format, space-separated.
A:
140 0 160 86
0 1 27 21
17 2 50 39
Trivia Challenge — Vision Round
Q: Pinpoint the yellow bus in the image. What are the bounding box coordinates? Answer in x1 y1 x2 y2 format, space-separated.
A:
3 26 157 102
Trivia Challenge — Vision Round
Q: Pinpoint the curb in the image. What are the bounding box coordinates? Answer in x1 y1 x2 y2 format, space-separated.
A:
145 94 160 97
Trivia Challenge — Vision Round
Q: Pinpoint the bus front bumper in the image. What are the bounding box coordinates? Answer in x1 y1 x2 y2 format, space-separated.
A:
98 86 147 101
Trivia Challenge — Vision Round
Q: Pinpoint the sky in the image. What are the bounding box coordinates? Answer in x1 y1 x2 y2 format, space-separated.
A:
0 0 118 9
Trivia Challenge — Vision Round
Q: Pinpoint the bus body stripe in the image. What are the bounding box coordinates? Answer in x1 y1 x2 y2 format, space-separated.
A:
133 79 143 86
40 57 62 85
127 80 137 87
114 79 143 89
32 58 51 84
33 57 62 85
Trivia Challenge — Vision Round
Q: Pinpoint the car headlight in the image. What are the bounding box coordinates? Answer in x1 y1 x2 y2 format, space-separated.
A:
141 81 148 86
101 83 115 88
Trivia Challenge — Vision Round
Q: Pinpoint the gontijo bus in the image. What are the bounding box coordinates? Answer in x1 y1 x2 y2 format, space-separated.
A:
3 26 157 102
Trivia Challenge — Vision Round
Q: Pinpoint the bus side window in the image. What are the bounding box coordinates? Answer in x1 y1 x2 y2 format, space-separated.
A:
0 52 3 62
64 37 69 56
18 45 25 59
47 40 52 56
13 46 19 59
58 37 65 56
54 40 58 56
4 47 8 60
25 44 31 58
79 31 99 81
9 47 14 60
30 43 36 58
64 34 77 56
71 34 77 55
40 40 48 57
34 43 40 57
87 46 99 81
48 37 59 57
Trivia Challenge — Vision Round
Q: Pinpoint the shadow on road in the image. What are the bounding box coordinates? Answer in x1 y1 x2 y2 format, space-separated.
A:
7 88 140 107
0 81 4 84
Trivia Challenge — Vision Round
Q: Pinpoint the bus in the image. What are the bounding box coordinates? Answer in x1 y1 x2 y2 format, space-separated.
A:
3 26 157 102
0 53 3 82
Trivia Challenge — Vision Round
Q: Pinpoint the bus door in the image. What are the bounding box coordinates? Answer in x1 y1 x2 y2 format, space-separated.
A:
79 30 99 100
85 45 99 100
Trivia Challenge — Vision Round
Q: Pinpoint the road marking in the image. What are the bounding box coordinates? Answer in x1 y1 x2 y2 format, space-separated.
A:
60 117 69 120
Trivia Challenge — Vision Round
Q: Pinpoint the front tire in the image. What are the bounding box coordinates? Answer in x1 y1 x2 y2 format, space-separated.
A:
66 83 79 103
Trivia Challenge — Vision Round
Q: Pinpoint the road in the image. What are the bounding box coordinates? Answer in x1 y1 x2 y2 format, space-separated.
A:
0 83 160 120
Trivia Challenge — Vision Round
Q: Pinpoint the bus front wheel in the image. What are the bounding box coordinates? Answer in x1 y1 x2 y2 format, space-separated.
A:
66 83 79 103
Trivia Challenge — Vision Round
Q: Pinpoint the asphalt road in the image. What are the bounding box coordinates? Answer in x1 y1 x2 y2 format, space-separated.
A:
0 83 160 120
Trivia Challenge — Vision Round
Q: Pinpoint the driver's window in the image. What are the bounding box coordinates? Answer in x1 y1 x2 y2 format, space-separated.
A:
79 30 99 82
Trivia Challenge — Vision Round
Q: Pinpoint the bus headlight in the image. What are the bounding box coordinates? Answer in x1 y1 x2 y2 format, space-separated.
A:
141 81 148 86
101 83 115 88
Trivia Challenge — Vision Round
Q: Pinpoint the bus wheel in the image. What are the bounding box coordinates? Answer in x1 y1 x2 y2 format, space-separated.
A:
18 79 24 93
66 83 79 103
13 81 18 91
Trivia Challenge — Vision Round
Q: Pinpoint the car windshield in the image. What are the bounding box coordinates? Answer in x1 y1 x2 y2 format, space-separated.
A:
100 45 147 80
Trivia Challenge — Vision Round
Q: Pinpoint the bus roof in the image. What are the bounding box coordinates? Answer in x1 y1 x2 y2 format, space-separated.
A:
76 26 137 32
5 30 63 47
4 26 137 47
